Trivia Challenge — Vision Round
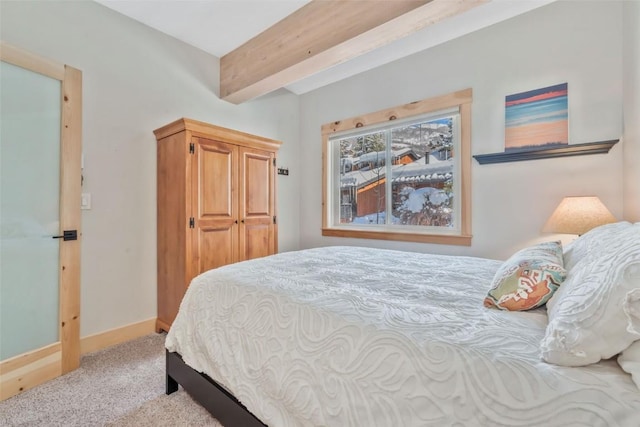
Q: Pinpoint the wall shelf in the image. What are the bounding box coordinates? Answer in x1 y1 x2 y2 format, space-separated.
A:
473 139 619 165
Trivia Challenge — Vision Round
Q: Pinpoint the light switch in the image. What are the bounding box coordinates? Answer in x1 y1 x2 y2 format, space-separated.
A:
81 193 91 210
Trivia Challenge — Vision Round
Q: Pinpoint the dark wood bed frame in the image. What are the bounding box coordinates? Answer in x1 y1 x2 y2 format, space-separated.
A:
166 350 267 426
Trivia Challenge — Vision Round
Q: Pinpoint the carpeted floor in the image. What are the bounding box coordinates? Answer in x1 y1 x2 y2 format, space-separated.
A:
0 334 222 426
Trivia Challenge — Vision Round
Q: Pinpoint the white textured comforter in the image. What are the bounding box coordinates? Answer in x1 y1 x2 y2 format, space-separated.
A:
166 246 640 427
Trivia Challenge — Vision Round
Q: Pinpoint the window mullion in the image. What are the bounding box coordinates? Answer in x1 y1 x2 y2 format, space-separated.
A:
385 130 392 225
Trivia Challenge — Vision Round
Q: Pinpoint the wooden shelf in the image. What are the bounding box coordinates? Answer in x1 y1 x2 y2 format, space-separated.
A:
473 139 619 165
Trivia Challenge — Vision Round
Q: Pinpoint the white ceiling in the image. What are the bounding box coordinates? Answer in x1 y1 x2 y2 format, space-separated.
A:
96 0 311 58
96 0 556 96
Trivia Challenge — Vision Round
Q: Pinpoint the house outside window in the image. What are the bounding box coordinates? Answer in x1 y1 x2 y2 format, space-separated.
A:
322 89 472 246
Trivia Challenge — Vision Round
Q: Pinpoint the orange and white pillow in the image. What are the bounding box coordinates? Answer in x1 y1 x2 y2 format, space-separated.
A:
484 241 566 311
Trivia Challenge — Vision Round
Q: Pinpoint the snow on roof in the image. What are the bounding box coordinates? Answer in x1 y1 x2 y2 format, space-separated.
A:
354 148 417 164
392 147 414 157
356 151 384 164
340 158 453 188
340 168 381 187
391 159 452 184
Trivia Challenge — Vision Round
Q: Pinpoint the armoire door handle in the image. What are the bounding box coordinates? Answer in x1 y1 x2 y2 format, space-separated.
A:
241 219 245 223
234 220 238 224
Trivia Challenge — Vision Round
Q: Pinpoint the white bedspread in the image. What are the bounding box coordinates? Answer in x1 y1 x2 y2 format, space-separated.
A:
166 246 640 427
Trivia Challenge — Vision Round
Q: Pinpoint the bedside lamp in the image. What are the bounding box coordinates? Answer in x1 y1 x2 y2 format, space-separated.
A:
542 196 617 235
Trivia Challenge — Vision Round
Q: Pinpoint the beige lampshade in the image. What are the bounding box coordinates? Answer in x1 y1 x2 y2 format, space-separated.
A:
542 196 616 235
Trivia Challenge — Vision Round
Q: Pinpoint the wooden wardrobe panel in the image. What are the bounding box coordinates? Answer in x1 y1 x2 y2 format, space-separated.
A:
197 226 236 273
240 148 274 219
156 132 189 331
239 147 276 262
196 139 236 219
239 221 274 261
243 153 271 217
192 138 239 276
155 118 281 332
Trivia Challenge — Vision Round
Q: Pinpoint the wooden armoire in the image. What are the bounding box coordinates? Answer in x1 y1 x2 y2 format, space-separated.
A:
154 118 281 332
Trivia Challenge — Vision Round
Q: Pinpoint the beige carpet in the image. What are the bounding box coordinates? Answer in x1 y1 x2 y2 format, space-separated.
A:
0 334 222 427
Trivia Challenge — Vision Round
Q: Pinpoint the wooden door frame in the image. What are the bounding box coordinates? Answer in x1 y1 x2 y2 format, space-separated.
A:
0 41 82 400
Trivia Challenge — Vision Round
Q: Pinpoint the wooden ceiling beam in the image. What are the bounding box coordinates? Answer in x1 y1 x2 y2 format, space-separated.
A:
220 0 487 104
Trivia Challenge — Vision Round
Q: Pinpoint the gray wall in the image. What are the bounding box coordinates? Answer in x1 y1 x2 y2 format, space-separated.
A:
0 0 301 337
299 0 626 260
623 0 640 222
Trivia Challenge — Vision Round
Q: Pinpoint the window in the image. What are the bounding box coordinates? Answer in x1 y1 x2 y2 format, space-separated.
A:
322 89 472 245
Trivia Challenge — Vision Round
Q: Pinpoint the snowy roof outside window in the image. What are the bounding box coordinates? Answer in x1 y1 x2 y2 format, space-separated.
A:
391 160 453 184
391 147 414 158
357 151 385 164
353 148 418 165
340 157 453 188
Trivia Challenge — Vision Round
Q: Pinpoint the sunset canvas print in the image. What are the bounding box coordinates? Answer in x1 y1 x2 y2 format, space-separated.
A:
505 83 568 151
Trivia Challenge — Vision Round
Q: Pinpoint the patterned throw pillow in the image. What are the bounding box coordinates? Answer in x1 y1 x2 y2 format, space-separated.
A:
484 241 566 311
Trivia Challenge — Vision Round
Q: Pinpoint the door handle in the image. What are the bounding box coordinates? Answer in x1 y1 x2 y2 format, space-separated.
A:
52 230 78 241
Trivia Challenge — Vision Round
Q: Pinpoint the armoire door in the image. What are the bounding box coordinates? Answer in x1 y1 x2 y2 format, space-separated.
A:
191 137 239 275
0 43 82 400
238 147 276 262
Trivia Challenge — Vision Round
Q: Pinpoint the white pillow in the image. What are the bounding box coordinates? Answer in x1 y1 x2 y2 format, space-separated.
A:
561 221 635 273
618 340 640 389
617 287 640 390
624 287 640 335
541 222 640 366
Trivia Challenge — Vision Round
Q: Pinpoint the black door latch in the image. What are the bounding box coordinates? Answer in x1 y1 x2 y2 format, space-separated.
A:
52 230 78 241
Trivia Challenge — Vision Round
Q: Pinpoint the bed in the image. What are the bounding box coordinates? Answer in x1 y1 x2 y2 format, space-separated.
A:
165 224 640 426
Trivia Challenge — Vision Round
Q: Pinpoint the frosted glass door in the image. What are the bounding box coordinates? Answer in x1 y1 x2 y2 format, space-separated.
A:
0 61 62 360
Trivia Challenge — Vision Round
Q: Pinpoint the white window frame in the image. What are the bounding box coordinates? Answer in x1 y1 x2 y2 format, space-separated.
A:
321 89 472 246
